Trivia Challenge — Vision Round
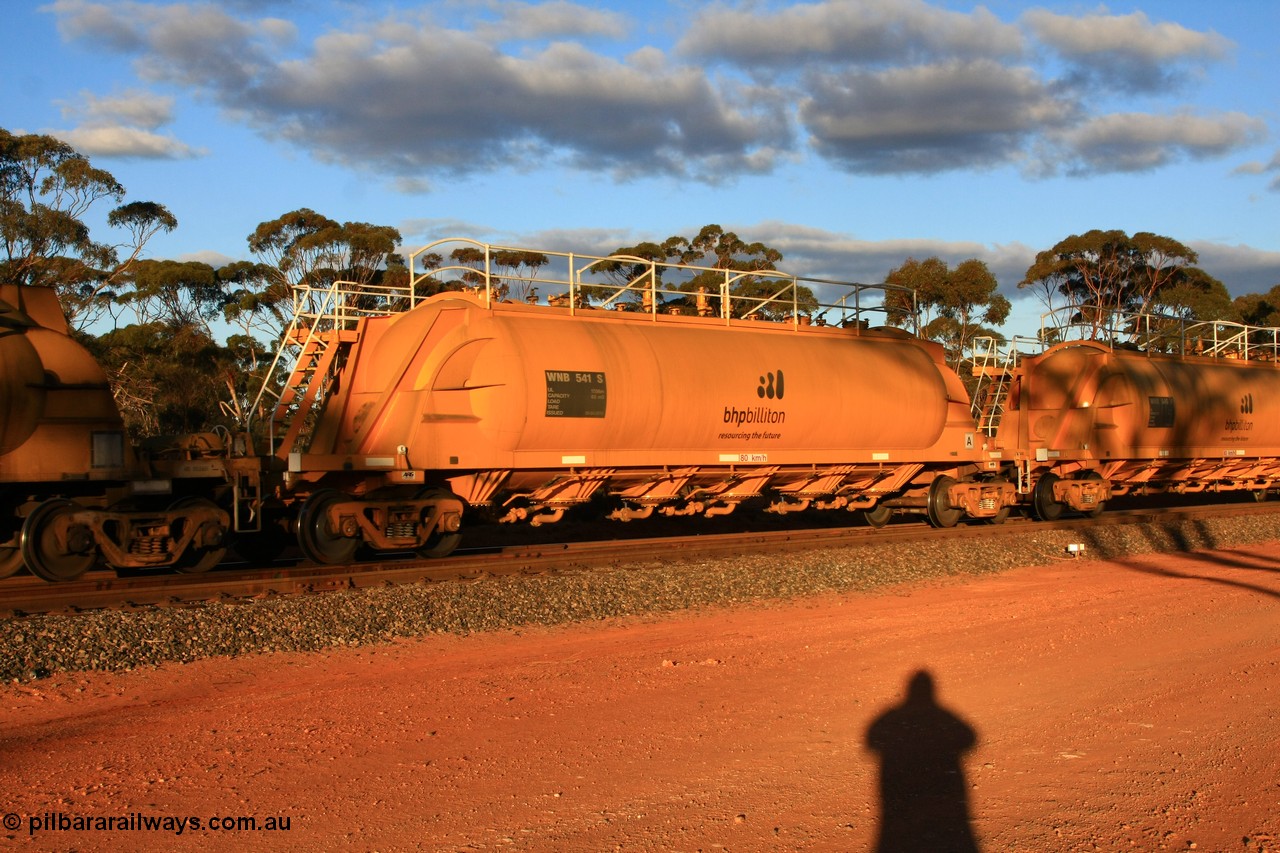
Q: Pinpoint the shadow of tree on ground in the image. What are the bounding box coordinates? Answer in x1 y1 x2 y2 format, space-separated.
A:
1079 521 1280 600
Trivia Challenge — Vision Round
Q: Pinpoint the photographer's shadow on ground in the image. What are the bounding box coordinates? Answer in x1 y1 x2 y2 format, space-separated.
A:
865 669 981 853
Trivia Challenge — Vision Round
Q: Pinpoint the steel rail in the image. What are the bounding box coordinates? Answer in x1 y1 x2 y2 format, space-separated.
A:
3 501 1278 617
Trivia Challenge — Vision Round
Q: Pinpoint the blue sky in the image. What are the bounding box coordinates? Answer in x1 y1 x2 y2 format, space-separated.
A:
4 0 1279 338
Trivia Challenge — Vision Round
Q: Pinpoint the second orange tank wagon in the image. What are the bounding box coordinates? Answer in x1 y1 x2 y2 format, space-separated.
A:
980 331 1280 520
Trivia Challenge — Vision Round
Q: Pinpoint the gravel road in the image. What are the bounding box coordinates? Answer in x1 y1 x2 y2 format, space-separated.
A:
2 526 1278 851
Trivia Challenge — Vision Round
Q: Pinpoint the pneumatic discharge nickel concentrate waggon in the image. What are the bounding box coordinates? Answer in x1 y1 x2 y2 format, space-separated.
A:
4 238 1280 583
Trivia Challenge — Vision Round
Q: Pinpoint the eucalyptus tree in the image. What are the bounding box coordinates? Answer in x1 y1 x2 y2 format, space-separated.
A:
87 319 237 438
242 209 404 336
885 256 1010 367
0 127 177 330
594 225 811 319
235 210 404 427
1019 230 1200 338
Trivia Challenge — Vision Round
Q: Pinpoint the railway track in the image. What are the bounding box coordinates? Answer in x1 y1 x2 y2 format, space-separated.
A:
3 500 1278 618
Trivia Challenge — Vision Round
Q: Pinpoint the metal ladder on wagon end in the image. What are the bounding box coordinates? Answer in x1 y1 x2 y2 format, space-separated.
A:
248 281 370 461
267 328 350 458
969 337 1020 437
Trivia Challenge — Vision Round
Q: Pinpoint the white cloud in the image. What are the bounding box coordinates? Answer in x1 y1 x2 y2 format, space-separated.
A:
754 220 1030 286
51 124 203 159
1232 151 1280 192
177 248 238 267
679 0 1023 67
48 0 147 50
49 87 204 159
800 61 1074 174
471 0 628 41
1051 111 1266 175
45 0 1267 183
52 1 788 182
1023 8 1232 93
58 88 175 130
1191 241 1280 294
391 176 433 195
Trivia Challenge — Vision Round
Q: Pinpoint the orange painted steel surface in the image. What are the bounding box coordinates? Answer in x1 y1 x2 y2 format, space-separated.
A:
0 284 129 484
993 340 1280 500
1 285 232 581
27 233 1280 577
0 296 45 456
1002 341 1280 458
259 239 999 541
300 294 981 474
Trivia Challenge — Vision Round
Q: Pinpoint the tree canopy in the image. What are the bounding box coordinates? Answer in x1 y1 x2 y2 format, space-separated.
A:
247 209 402 291
885 256 1010 366
236 208 405 340
596 225 813 318
434 246 551 302
0 128 176 330
1019 229 1202 338
88 320 238 437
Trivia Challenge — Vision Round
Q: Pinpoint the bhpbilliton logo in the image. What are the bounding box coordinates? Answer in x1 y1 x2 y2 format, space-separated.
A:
757 369 785 400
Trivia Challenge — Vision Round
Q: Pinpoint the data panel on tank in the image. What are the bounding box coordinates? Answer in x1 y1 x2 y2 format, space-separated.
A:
544 370 607 418
1148 396 1175 428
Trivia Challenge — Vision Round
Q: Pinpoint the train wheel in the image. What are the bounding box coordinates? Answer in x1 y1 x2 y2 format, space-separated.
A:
0 545 25 578
171 497 228 574
297 490 359 565
1032 473 1064 521
21 499 96 583
926 476 963 528
863 503 893 529
416 488 463 559
1077 471 1106 519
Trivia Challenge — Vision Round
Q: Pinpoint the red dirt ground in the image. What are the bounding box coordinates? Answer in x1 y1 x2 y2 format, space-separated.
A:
2 544 1279 852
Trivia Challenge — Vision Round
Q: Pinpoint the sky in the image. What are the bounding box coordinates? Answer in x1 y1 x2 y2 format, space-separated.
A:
3 0 1279 340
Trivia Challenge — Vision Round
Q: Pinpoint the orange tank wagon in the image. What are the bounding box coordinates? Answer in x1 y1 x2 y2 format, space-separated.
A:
0 284 230 580
254 239 1008 563
981 334 1280 519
